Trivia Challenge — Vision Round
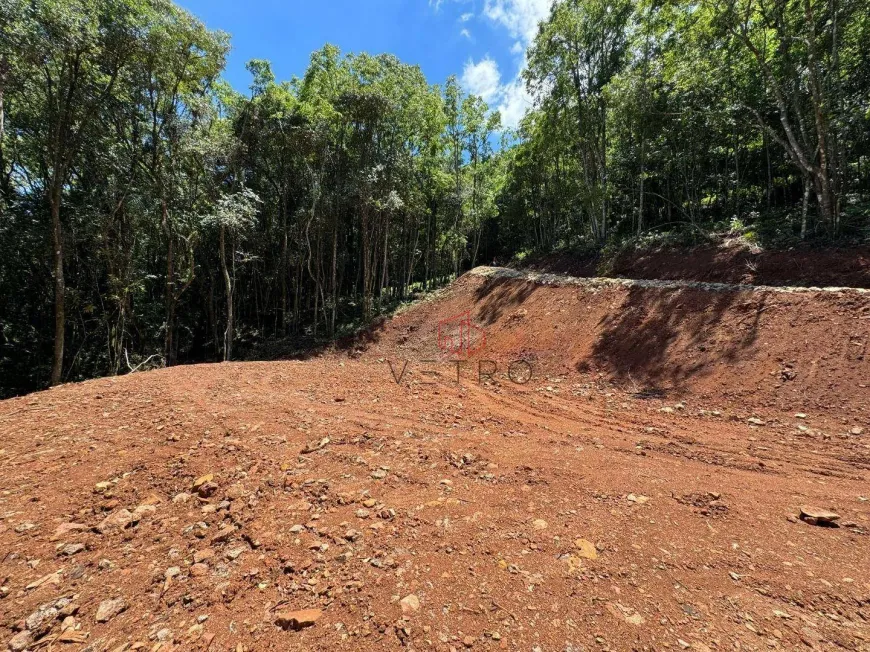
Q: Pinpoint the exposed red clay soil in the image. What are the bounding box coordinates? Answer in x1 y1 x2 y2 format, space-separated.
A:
1 269 869 652
518 244 870 288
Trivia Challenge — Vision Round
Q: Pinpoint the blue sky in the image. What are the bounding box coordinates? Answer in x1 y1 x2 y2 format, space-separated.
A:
175 0 552 127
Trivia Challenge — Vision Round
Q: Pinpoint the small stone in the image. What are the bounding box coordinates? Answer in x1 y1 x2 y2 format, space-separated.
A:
95 509 133 534
94 481 113 493
625 613 645 626
531 519 548 531
850 427 864 436
463 635 475 647
140 493 163 506
225 484 247 500
25 570 61 590
25 604 58 635
192 473 214 489
371 469 387 480
400 594 420 615
8 631 34 652
95 597 127 623
275 608 323 631
132 504 156 521
627 494 649 504
211 525 236 543
362 498 377 508
747 417 765 426
190 563 209 577
193 549 215 563
355 509 370 519
51 522 88 541
574 539 598 560
301 437 330 454
155 628 173 643
60 543 85 556
225 546 246 560
173 492 192 504
197 481 218 499
799 505 840 526
795 413 807 419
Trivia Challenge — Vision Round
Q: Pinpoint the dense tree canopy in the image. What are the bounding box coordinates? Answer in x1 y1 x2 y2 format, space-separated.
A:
500 0 870 250
0 0 868 397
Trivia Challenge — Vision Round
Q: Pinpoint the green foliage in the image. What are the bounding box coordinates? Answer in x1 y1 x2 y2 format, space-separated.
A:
497 0 870 255
0 0 505 396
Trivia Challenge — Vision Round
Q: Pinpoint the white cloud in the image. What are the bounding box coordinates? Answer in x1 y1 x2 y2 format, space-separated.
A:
461 57 502 103
480 0 556 128
483 0 552 45
435 0 555 128
496 77 534 128
461 58 535 129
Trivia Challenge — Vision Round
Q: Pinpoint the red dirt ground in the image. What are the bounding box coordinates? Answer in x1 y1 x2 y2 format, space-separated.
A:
1 269 869 652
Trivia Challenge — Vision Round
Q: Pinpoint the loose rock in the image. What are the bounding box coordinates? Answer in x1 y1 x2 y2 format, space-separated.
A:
400 594 420 615
95 509 133 534
8 631 34 652
275 608 323 631
95 597 127 623
799 505 841 526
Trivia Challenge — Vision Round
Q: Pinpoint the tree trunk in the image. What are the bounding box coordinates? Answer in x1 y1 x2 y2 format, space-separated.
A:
0 54 6 191
361 206 372 321
331 220 338 337
49 180 65 386
220 224 233 361
804 0 837 230
162 200 177 366
281 197 288 334
801 173 811 239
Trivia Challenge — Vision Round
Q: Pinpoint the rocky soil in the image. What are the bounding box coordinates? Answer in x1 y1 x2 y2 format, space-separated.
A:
1 269 868 651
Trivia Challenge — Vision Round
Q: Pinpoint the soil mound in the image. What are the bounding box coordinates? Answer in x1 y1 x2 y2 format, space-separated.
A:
361 267 870 415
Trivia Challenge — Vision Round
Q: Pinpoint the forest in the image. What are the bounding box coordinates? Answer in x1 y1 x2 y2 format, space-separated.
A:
0 0 868 397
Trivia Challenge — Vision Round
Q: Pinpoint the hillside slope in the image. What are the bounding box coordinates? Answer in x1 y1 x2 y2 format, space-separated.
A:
361 267 870 417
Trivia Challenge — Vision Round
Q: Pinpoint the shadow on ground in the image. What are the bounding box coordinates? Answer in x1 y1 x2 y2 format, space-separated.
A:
581 287 770 394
